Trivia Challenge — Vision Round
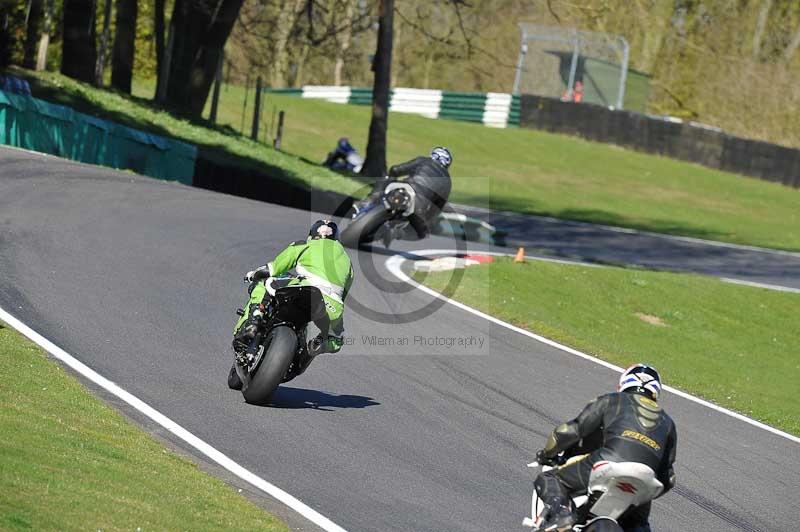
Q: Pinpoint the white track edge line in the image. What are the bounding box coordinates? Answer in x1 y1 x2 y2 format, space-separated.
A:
0 306 348 532
720 277 800 294
385 249 800 445
450 202 800 259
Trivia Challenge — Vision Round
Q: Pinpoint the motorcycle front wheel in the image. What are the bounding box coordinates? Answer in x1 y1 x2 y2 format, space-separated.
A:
242 326 297 405
582 517 624 532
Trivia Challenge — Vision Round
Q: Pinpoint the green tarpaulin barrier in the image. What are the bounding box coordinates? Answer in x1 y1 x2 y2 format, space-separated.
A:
0 89 197 184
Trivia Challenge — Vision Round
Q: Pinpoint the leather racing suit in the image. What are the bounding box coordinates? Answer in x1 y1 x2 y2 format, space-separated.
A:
367 156 452 240
535 391 677 531
234 237 354 354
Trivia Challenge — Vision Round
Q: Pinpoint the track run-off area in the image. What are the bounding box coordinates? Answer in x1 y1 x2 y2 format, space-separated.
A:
1 147 798 531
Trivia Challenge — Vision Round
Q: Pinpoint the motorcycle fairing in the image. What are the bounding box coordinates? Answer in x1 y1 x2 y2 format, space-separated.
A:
586 461 663 519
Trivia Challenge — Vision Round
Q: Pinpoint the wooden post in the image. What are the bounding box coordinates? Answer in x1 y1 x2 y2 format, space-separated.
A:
269 105 277 139
209 50 223 124
251 76 262 140
273 110 284 150
240 73 250 134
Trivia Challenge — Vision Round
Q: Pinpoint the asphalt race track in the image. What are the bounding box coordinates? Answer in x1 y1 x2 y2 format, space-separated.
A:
454 206 800 291
1 147 798 531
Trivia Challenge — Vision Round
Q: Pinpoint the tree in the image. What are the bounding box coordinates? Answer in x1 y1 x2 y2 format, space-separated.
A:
163 0 245 117
783 20 800 63
0 5 11 69
23 0 44 69
153 0 165 95
361 0 394 177
95 0 112 85
111 0 137 93
35 0 53 70
61 0 97 83
752 0 773 60
269 0 304 87
333 0 356 86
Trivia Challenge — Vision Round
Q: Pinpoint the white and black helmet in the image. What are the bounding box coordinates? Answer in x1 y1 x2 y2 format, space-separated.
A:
618 364 662 400
430 146 452 168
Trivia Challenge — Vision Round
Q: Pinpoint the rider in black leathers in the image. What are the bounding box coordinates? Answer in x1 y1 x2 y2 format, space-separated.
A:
361 147 452 245
534 364 677 532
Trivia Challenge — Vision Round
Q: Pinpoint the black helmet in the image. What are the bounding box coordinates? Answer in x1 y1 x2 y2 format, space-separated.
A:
430 146 452 168
309 219 339 240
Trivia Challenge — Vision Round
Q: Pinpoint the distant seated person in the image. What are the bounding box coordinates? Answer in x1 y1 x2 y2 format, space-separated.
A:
323 137 364 173
560 80 584 103
0 75 31 96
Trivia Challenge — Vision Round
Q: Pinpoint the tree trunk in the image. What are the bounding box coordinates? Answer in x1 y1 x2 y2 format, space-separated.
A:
0 8 10 69
751 0 772 60
291 41 310 87
361 0 394 178
61 0 97 83
95 0 113 85
154 0 165 95
783 21 800 63
165 0 245 117
111 0 137 93
35 0 53 71
23 0 44 69
270 0 303 88
333 0 355 86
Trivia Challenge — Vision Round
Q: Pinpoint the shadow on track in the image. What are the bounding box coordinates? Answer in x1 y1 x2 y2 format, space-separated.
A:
268 386 380 411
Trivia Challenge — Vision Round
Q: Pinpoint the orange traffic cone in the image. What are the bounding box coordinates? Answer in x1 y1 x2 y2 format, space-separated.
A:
514 247 525 263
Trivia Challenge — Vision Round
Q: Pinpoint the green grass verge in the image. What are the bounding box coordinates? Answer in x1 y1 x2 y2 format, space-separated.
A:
415 258 800 435
7 67 365 196
0 322 289 531
217 89 800 251
8 68 799 250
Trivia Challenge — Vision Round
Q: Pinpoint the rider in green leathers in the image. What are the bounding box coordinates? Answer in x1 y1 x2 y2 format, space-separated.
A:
234 220 354 356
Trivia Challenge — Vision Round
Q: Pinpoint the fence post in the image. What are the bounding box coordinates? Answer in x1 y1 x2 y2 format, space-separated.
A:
566 28 580 98
273 110 284 150
615 37 629 109
512 25 528 95
240 73 250 134
251 76 262 140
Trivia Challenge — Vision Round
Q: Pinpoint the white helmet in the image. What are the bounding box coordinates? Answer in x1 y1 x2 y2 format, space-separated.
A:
430 146 452 168
618 364 662 400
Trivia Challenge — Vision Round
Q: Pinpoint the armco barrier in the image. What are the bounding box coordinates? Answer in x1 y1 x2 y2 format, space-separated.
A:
266 86 520 128
193 152 354 216
518 94 800 188
0 90 197 183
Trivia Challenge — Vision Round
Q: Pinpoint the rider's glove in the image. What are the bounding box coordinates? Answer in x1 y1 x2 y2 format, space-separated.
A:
536 449 550 466
245 267 268 283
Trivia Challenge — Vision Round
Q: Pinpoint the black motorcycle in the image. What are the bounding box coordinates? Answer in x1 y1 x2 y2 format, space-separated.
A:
227 277 328 404
340 181 419 249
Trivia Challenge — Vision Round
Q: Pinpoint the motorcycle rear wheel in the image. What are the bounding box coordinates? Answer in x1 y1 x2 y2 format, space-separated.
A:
340 206 393 249
242 326 297 405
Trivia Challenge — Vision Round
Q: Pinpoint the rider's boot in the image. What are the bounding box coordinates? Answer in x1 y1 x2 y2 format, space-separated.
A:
539 497 574 532
232 307 264 347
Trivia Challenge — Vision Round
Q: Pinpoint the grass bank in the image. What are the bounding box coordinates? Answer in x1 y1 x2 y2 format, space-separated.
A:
7 67 799 250
250 92 800 251
416 258 800 435
8 66 364 196
0 322 289 531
